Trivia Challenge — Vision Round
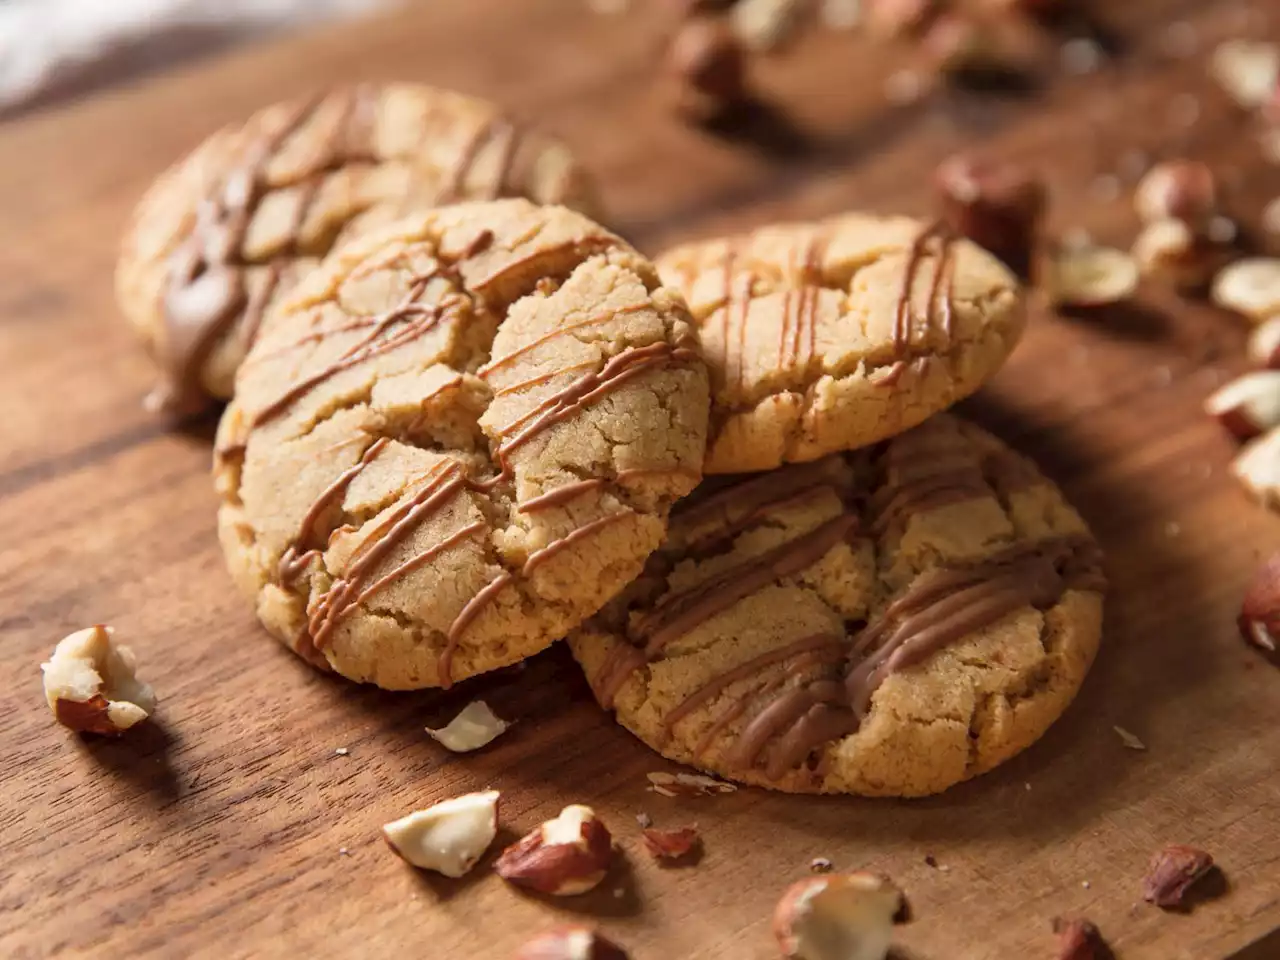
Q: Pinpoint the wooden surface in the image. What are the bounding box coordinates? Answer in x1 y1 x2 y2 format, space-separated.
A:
2 1 1279 957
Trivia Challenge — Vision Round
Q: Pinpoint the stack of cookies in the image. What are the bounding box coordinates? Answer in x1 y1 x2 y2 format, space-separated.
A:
117 83 1105 799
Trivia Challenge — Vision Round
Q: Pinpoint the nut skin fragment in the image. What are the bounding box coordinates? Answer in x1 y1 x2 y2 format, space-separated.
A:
773 872 904 960
514 926 631 960
495 805 614 896
1142 844 1216 909
1051 917 1109 960
640 826 701 862
41 625 155 736
934 153 1046 281
1238 553 1280 656
381 790 500 877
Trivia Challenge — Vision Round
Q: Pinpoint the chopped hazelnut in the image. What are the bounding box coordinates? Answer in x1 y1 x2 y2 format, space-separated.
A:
381 790 500 877
1134 160 1217 227
41 625 155 735
425 700 511 752
495 805 614 896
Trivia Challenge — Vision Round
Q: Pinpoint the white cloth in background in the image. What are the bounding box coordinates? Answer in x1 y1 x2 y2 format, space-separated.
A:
0 0 391 112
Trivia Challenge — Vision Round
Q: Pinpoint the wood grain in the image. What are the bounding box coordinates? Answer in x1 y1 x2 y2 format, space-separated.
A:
1 1 1279 958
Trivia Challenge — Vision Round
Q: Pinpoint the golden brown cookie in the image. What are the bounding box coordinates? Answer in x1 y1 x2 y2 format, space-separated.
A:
568 415 1105 797
656 213 1026 473
118 84 600 415
215 200 709 690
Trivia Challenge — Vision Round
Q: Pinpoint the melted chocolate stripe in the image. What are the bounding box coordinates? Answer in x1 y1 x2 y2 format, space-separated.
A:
662 631 843 737
353 520 486 610
523 512 630 575
478 302 651 377
279 436 389 582
595 512 858 709
731 537 1102 779
159 90 377 413
309 462 466 650
440 571 514 687
519 479 605 513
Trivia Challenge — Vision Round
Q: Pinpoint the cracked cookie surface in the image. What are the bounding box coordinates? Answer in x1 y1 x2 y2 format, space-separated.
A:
656 213 1026 473
215 200 709 690
568 415 1104 797
118 84 600 414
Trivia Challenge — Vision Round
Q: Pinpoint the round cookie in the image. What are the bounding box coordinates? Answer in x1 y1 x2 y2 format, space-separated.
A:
118 83 600 415
568 415 1104 797
656 213 1027 473
215 200 709 690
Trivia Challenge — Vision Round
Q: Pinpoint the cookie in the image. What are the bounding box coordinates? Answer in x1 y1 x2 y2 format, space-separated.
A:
568 415 1105 797
656 213 1026 473
118 84 600 415
215 200 709 690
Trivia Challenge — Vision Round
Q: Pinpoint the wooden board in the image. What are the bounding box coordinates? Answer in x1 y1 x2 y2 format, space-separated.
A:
1 1 1279 957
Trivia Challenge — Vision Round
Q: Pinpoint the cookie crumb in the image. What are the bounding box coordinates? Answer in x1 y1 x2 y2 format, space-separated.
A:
339 847 350 856
810 857 834 873
1164 521 1182 538
1114 725 1147 751
1025 782 1033 791
334 747 350 756
1081 879 1091 889
613 888 626 899
636 812 653 829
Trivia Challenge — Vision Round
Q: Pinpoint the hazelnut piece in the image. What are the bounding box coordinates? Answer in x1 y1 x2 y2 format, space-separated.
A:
934 153 1045 278
1212 258 1280 324
1210 39 1279 110
866 0 939 39
1233 427 1280 512
41 625 155 735
668 17 749 118
381 790 499 877
495 804 614 896
1238 553 1280 655
514 926 630 960
1205 371 1280 441
1132 219 1230 292
1247 317 1280 369
1045 245 1139 307
1134 160 1218 228
773 872 904 960
1051 917 1108 960
425 700 511 753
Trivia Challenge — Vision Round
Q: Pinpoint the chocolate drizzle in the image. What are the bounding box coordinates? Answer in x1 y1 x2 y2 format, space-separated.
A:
157 90 376 414
595 512 859 707
867 421 992 534
724 535 1103 779
271 332 697 684
880 221 959 388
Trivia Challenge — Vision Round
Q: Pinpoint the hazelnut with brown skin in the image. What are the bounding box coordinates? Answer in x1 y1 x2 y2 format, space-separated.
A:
1134 160 1218 229
668 17 749 119
934 153 1046 280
